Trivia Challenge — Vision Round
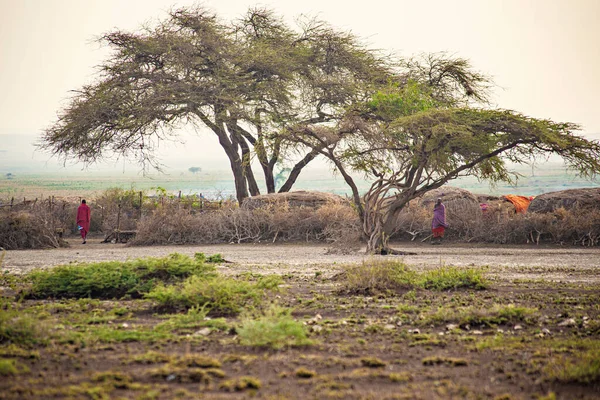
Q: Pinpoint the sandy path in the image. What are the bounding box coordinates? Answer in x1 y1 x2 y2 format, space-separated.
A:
3 240 600 283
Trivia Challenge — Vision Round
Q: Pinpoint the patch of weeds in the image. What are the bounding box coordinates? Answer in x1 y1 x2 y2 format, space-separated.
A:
338 260 487 295
295 367 317 378
148 366 212 384
256 275 283 290
85 325 171 344
0 344 39 359
543 349 600 383
146 274 269 316
219 376 261 392
0 358 29 376
422 356 468 366
419 266 488 290
91 371 133 389
424 304 538 327
389 372 412 383
175 354 222 368
0 308 47 347
27 253 215 299
360 357 387 368
128 351 172 364
195 252 225 263
238 305 312 350
155 306 229 333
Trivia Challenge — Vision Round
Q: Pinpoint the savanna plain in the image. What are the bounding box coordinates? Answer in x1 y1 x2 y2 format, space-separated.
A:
1 238 599 400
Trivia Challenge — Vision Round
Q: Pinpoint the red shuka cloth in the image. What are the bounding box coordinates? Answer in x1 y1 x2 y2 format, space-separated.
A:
77 204 91 233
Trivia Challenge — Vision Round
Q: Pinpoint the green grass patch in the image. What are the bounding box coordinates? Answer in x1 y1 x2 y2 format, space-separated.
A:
338 260 488 295
155 306 229 333
423 304 538 327
543 349 600 383
146 274 278 316
0 309 47 347
238 306 312 350
26 253 216 299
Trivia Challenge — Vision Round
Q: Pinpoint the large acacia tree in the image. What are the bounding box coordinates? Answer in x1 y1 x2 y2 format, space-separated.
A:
289 54 600 254
42 6 390 203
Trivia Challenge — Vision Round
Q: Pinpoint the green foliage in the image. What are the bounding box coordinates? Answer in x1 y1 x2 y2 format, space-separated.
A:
367 81 438 120
146 275 268 316
0 359 29 376
238 305 312 349
27 253 215 299
419 267 488 290
155 306 229 333
544 349 600 383
0 309 47 347
339 260 488 294
424 304 538 327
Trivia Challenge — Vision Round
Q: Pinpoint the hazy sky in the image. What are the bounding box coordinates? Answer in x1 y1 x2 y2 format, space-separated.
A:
1 0 599 172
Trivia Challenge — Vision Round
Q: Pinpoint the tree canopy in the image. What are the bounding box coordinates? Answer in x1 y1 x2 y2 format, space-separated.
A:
42 6 390 203
287 55 600 253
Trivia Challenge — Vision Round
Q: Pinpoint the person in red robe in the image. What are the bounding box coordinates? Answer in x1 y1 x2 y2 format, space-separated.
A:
76 199 91 244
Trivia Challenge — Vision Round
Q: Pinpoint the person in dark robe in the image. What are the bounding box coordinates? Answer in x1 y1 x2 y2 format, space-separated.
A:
77 199 91 244
431 198 448 245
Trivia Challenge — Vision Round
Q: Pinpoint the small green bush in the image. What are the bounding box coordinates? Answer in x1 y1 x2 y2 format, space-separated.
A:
544 349 600 383
26 253 215 299
0 309 47 347
238 306 311 349
339 260 488 294
0 359 19 376
146 275 268 316
419 266 488 290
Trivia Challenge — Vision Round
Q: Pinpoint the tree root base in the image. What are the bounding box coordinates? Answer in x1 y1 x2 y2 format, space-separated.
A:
370 248 417 256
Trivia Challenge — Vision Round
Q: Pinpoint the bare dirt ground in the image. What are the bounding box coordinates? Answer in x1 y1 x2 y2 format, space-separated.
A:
2 239 599 399
4 237 600 283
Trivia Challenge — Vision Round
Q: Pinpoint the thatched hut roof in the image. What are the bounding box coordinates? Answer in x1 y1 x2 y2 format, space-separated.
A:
528 188 600 213
241 191 345 210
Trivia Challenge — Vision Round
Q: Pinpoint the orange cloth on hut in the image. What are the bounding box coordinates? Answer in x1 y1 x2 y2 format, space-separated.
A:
503 195 533 214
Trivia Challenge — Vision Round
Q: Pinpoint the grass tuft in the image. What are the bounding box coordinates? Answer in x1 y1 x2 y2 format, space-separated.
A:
146 274 268 316
238 305 312 350
360 357 387 368
27 253 215 299
543 350 600 383
339 260 488 295
0 309 47 347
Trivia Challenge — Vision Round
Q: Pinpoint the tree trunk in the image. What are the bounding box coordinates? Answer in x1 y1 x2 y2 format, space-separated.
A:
262 163 276 193
364 203 416 255
278 149 320 193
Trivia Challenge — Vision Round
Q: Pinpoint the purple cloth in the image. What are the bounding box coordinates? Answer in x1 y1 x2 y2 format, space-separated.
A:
432 204 448 229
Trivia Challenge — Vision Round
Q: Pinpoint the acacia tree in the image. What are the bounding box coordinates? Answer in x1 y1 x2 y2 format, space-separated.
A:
41 6 390 203
289 55 600 254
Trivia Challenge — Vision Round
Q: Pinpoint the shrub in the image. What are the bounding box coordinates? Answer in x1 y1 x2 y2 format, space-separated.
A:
0 309 47 347
238 306 312 349
419 267 488 290
131 200 361 246
27 253 215 299
544 349 600 383
338 260 488 294
146 275 271 316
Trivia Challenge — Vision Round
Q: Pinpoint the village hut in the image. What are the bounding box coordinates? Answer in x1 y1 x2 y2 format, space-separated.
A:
528 188 600 213
241 191 345 210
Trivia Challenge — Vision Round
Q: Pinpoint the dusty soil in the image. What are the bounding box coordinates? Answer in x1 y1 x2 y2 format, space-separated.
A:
1 240 599 399
4 238 600 283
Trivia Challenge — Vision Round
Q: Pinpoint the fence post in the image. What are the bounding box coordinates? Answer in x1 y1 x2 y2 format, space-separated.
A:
116 204 122 243
10 197 14 208
139 191 143 219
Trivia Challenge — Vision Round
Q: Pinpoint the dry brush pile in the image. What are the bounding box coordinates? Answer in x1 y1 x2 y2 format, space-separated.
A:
2 187 600 250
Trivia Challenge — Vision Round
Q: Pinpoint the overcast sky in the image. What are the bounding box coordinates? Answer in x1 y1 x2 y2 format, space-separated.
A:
1 0 599 172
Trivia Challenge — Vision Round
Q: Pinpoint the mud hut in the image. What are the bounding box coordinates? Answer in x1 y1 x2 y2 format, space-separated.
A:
528 188 600 213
